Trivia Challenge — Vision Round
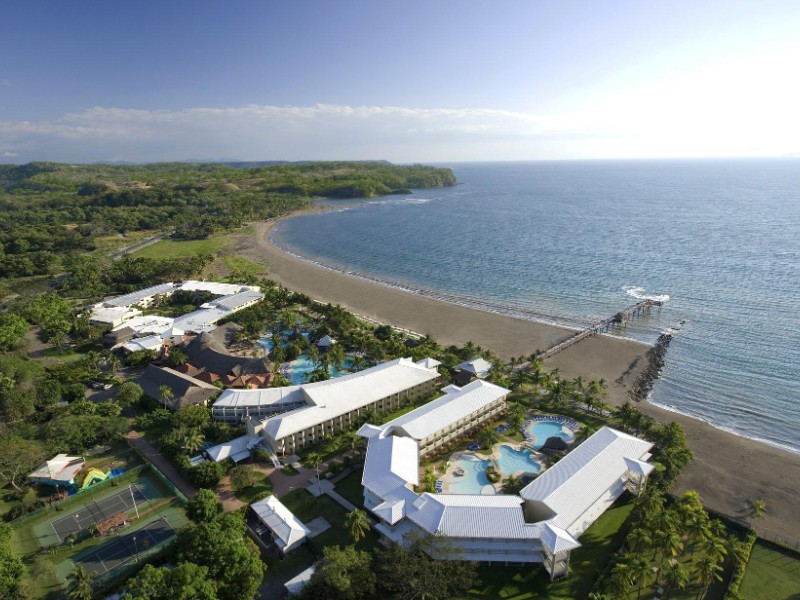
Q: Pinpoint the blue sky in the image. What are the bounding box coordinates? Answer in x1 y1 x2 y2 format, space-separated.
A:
2 0 799 163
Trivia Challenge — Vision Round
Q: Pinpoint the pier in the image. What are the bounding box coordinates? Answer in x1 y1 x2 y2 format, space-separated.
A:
539 299 662 359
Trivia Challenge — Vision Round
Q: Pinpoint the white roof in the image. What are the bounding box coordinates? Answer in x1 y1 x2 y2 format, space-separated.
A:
213 385 306 409
520 426 653 532
409 493 542 540
206 434 261 462
316 335 336 347
172 307 229 333
284 566 315 595
102 283 177 307
361 431 419 498
251 495 310 550
201 290 264 312
89 306 142 325
416 358 441 370
112 315 175 335
178 281 260 296
384 379 508 441
122 334 163 353
263 358 438 442
29 454 84 482
539 522 581 554
455 357 493 377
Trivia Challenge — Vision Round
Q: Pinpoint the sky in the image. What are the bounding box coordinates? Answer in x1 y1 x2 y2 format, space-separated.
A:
2 0 799 163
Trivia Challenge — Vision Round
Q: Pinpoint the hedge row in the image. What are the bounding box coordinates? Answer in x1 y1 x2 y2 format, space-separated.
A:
725 528 758 599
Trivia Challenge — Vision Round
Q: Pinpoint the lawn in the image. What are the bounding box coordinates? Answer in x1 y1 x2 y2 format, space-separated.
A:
334 468 366 509
740 541 800 600
458 501 634 599
233 470 274 505
131 236 225 259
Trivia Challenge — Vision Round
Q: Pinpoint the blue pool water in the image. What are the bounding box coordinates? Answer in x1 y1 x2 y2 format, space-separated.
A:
448 455 493 495
527 421 576 450
496 445 541 476
284 355 349 385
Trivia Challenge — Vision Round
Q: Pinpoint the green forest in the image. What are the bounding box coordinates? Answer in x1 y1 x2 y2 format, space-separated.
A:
0 161 456 280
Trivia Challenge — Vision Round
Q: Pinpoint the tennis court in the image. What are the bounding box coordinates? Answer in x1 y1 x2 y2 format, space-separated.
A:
51 484 147 542
76 517 175 576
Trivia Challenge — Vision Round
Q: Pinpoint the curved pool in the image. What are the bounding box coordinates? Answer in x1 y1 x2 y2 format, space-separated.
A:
447 454 493 495
496 445 541 476
526 420 576 449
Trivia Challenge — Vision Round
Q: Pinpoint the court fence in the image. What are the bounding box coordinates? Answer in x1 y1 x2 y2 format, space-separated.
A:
10 464 150 529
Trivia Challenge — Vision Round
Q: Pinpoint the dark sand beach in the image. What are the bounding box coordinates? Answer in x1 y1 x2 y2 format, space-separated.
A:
242 218 800 546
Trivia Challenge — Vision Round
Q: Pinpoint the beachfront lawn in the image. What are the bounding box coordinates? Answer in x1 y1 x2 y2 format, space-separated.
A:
458 501 634 599
740 541 800 600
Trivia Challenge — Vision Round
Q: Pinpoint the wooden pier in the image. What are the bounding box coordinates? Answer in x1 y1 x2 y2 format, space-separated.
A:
539 299 662 359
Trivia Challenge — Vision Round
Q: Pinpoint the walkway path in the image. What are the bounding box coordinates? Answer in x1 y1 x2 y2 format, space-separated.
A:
126 431 197 499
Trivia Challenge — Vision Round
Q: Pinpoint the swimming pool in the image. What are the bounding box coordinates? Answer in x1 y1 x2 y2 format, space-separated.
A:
283 355 350 385
447 454 494 495
495 445 541 476
526 420 576 449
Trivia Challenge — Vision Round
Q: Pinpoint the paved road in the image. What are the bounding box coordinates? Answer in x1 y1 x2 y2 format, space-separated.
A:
126 431 197 499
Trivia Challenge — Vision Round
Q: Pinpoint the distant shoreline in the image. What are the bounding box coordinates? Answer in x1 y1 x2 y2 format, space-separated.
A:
240 211 800 547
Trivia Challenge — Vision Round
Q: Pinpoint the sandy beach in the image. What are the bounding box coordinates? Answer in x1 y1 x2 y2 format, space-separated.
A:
243 218 800 546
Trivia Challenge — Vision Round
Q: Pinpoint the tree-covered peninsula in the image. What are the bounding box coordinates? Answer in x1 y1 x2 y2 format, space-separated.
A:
0 161 456 281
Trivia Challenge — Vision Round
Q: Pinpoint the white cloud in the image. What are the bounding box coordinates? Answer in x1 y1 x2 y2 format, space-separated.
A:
0 93 796 163
2 151 17 157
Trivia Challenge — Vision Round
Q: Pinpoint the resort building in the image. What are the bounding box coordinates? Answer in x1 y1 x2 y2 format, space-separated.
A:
250 495 311 555
453 357 493 386
359 401 654 579
382 379 509 457
89 280 263 334
211 358 442 456
134 364 220 410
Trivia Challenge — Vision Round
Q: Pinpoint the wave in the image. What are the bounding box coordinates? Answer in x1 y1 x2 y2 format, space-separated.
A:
624 285 671 303
646 392 800 455
366 197 434 207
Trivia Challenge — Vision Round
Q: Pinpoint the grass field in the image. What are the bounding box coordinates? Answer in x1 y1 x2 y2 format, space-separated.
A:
740 541 800 599
333 468 367 509
131 236 225 259
232 470 274 505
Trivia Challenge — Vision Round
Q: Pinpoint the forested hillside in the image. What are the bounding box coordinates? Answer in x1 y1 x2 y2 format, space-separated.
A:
0 161 456 280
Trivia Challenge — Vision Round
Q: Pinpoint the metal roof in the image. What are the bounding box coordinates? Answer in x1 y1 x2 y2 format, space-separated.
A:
251 496 310 550
361 432 419 498
520 426 653 532
455 357 493 377
384 379 508 441
262 358 438 441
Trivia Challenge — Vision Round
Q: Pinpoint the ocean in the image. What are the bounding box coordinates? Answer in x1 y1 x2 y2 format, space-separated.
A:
270 159 800 454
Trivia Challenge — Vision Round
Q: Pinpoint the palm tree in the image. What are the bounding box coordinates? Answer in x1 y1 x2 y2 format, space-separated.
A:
607 559 634 599
351 354 367 372
614 401 639 433
629 553 656 600
305 452 323 495
751 497 766 519
343 431 363 457
627 526 653 553
660 558 689 599
694 553 723 600
502 475 523 495
477 427 498 450
180 427 205 455
507 403 525 434
158 384 173 410
345 508 370 543
68 564 94 600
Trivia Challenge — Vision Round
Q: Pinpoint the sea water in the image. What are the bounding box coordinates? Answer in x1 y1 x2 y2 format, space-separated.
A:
271 159 800 454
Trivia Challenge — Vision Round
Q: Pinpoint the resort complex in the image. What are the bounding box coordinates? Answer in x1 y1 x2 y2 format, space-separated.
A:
209 357 442 456
359 391 654 579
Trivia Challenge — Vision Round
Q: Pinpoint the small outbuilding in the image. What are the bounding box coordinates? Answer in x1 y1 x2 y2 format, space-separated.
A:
251 495 311 555
29 454 85 487
453 357 493 386
316 335 336 349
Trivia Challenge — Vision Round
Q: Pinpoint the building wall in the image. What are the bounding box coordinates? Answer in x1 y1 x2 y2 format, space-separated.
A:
269 378 438 456
416 395 508 457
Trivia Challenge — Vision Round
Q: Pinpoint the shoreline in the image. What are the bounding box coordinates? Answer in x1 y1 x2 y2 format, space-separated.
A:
240 214 800 546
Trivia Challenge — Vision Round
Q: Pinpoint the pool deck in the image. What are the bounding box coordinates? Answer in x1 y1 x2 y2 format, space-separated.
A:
440 443 545 495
